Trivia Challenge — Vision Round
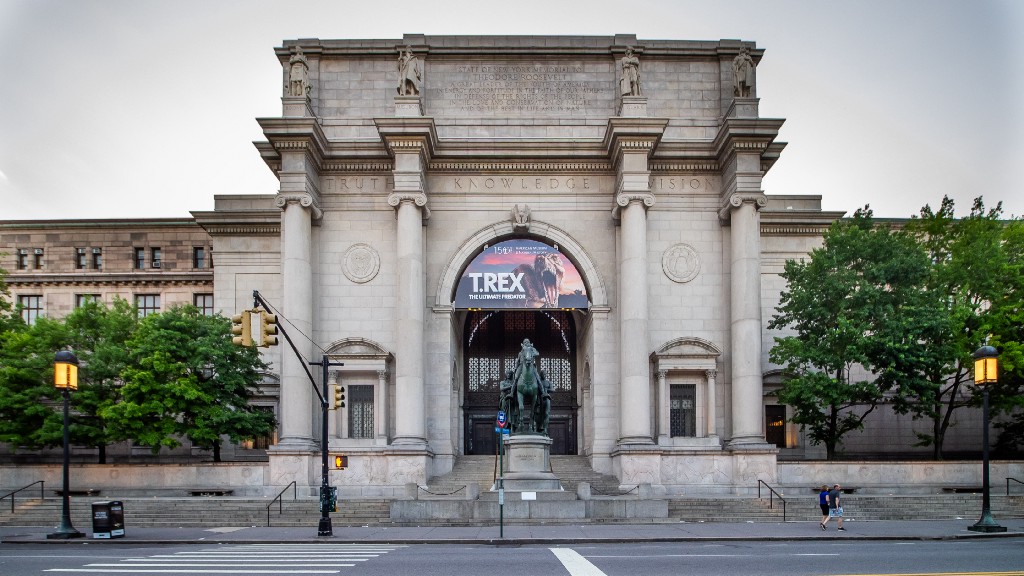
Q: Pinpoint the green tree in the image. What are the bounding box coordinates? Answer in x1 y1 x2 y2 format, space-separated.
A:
102 305 275 461
990 216 1024 454
62 298 138 463
0 316 69 450
904 197 1018 458
769 208 941 459
0 299 137 461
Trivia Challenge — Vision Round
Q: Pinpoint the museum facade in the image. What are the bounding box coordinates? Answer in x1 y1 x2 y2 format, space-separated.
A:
186 34 849 496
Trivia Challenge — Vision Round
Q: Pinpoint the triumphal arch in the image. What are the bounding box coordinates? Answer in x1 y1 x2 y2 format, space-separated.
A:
195 34 838 497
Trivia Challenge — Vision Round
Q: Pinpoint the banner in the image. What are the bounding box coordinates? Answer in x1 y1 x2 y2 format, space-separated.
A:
454 239 588 309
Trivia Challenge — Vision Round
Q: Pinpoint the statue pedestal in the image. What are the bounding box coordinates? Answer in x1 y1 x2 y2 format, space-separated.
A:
726 97 759 119
502 434 561 491
394 96 424 117
282 96 313 117
618 95 648 118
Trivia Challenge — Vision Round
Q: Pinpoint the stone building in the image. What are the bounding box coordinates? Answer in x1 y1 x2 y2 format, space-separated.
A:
193 34 848 496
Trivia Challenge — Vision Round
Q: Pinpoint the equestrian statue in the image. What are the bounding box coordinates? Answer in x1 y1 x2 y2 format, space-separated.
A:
499 338 552 436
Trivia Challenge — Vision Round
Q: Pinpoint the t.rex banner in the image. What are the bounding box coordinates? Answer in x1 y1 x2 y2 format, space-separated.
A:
454 239 589 309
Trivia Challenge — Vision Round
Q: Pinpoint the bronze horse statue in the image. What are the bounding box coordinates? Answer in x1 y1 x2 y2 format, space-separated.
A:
500 339 551 435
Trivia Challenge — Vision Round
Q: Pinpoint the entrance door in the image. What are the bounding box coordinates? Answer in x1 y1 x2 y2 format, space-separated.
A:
765 405 787 448
464 310 577 455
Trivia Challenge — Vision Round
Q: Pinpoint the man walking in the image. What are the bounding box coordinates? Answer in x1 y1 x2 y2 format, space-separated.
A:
828 483 845 531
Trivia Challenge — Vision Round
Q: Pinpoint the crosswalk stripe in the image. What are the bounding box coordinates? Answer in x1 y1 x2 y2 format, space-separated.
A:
44 543 403 574
550 548 609 576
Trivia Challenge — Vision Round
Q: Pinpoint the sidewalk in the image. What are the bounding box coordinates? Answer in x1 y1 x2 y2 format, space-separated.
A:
3 519 1024 545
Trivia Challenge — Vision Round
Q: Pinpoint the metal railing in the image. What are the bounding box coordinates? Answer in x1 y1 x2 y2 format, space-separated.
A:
1008 477 1023 496
266 481 297 527
757 480 787 522
1 480 45 514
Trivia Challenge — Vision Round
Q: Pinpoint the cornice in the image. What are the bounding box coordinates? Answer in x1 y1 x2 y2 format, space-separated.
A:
711 117 784 164
428 161 612 173
7 272 213 288
374 117 439 163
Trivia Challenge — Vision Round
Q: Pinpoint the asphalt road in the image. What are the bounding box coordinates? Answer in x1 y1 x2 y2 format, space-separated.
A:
1 540 1022 576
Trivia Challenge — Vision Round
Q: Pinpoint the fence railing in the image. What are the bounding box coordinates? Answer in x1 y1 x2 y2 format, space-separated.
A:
0 480 45 514
757 480 787 522
266 481 297 527
1007 477 1023 496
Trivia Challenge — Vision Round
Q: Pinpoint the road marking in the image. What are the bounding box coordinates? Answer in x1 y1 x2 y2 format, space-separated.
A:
43 543 404 574
550 548 609 576
832 573 1024 576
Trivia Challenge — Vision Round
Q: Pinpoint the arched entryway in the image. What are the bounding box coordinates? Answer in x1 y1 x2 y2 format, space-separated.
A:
463 310 578 456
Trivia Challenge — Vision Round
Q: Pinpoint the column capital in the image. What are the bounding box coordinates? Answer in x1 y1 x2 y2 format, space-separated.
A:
387 191 430 220
274 191 323 219
705 369 718 381
718 192 767 222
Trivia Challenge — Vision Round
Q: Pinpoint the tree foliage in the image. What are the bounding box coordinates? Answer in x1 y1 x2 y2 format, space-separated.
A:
903 197 1020 457
769 207 942 459
101 305 274 461
0 295 274 463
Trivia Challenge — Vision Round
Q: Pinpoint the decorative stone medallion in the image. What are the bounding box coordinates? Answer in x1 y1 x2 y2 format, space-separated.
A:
343 243 380 284
662 243 700 283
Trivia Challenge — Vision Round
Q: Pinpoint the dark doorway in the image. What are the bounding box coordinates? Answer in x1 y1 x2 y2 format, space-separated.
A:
765 404 787 448
464 310 577 455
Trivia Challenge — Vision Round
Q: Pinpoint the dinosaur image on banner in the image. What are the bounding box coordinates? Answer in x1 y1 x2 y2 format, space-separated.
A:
454 239 589 310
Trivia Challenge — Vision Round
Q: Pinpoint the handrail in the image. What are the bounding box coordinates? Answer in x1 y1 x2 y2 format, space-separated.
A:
1 481 45 514
1008 477 1024 496
757 480 787 522
266 481 297 527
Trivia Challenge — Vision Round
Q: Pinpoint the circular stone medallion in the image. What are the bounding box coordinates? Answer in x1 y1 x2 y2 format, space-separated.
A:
343 243 380 284
662 243 701 283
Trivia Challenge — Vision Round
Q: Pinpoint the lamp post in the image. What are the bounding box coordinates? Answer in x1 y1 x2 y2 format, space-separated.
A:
47 350 84 539
967 345 1007 533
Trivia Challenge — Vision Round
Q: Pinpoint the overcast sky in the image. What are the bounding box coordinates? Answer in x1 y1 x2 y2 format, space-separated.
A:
1 0 1021 221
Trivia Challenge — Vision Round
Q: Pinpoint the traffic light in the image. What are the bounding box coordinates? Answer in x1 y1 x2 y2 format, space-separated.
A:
333 454 348 469
258 310 278 347
231 311 252 346
332 385 346 410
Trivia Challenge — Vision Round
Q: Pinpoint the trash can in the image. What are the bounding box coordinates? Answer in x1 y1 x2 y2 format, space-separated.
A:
91 501 125 539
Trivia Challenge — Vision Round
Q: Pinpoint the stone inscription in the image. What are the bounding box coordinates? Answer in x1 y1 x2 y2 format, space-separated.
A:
430 175 612 194
429 61 611 116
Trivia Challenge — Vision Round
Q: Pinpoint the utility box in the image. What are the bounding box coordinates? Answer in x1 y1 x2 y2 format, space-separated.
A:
91 501 125 539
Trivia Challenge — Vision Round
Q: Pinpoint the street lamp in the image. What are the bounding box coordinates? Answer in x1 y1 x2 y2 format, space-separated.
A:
967 345 1007 533
47 350 84 539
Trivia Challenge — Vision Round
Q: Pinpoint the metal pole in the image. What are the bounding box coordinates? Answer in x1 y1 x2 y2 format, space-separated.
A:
969 387 1006 532
317 355 333 537
499 431 504 539
48 388 82 539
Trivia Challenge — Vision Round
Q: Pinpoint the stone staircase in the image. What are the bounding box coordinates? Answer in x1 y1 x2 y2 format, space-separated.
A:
0 497 391 529
423 455 624 495
669 493 1024 523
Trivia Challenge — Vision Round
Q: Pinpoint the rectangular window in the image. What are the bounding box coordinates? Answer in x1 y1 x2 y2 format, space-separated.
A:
33 249 43 269
670 384 697 437
92 248 102 270
16 249 28 270
193 247 207 269
75 248 87 269
75 294 101 308
134 248 146 270
765 405 788 448
151 247 162 269
193 293 214 316
250 406 275 449
135 294 160 317
347 385 375 439
18 295 43 325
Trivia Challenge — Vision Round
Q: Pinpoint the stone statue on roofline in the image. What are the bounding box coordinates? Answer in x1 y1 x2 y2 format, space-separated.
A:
397 46 422 96
619 46 642 97
733 47 756 98
287 46 310 98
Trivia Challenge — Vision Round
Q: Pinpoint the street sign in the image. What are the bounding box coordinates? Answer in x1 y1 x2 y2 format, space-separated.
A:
497 411 507 426
494 426 510 435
